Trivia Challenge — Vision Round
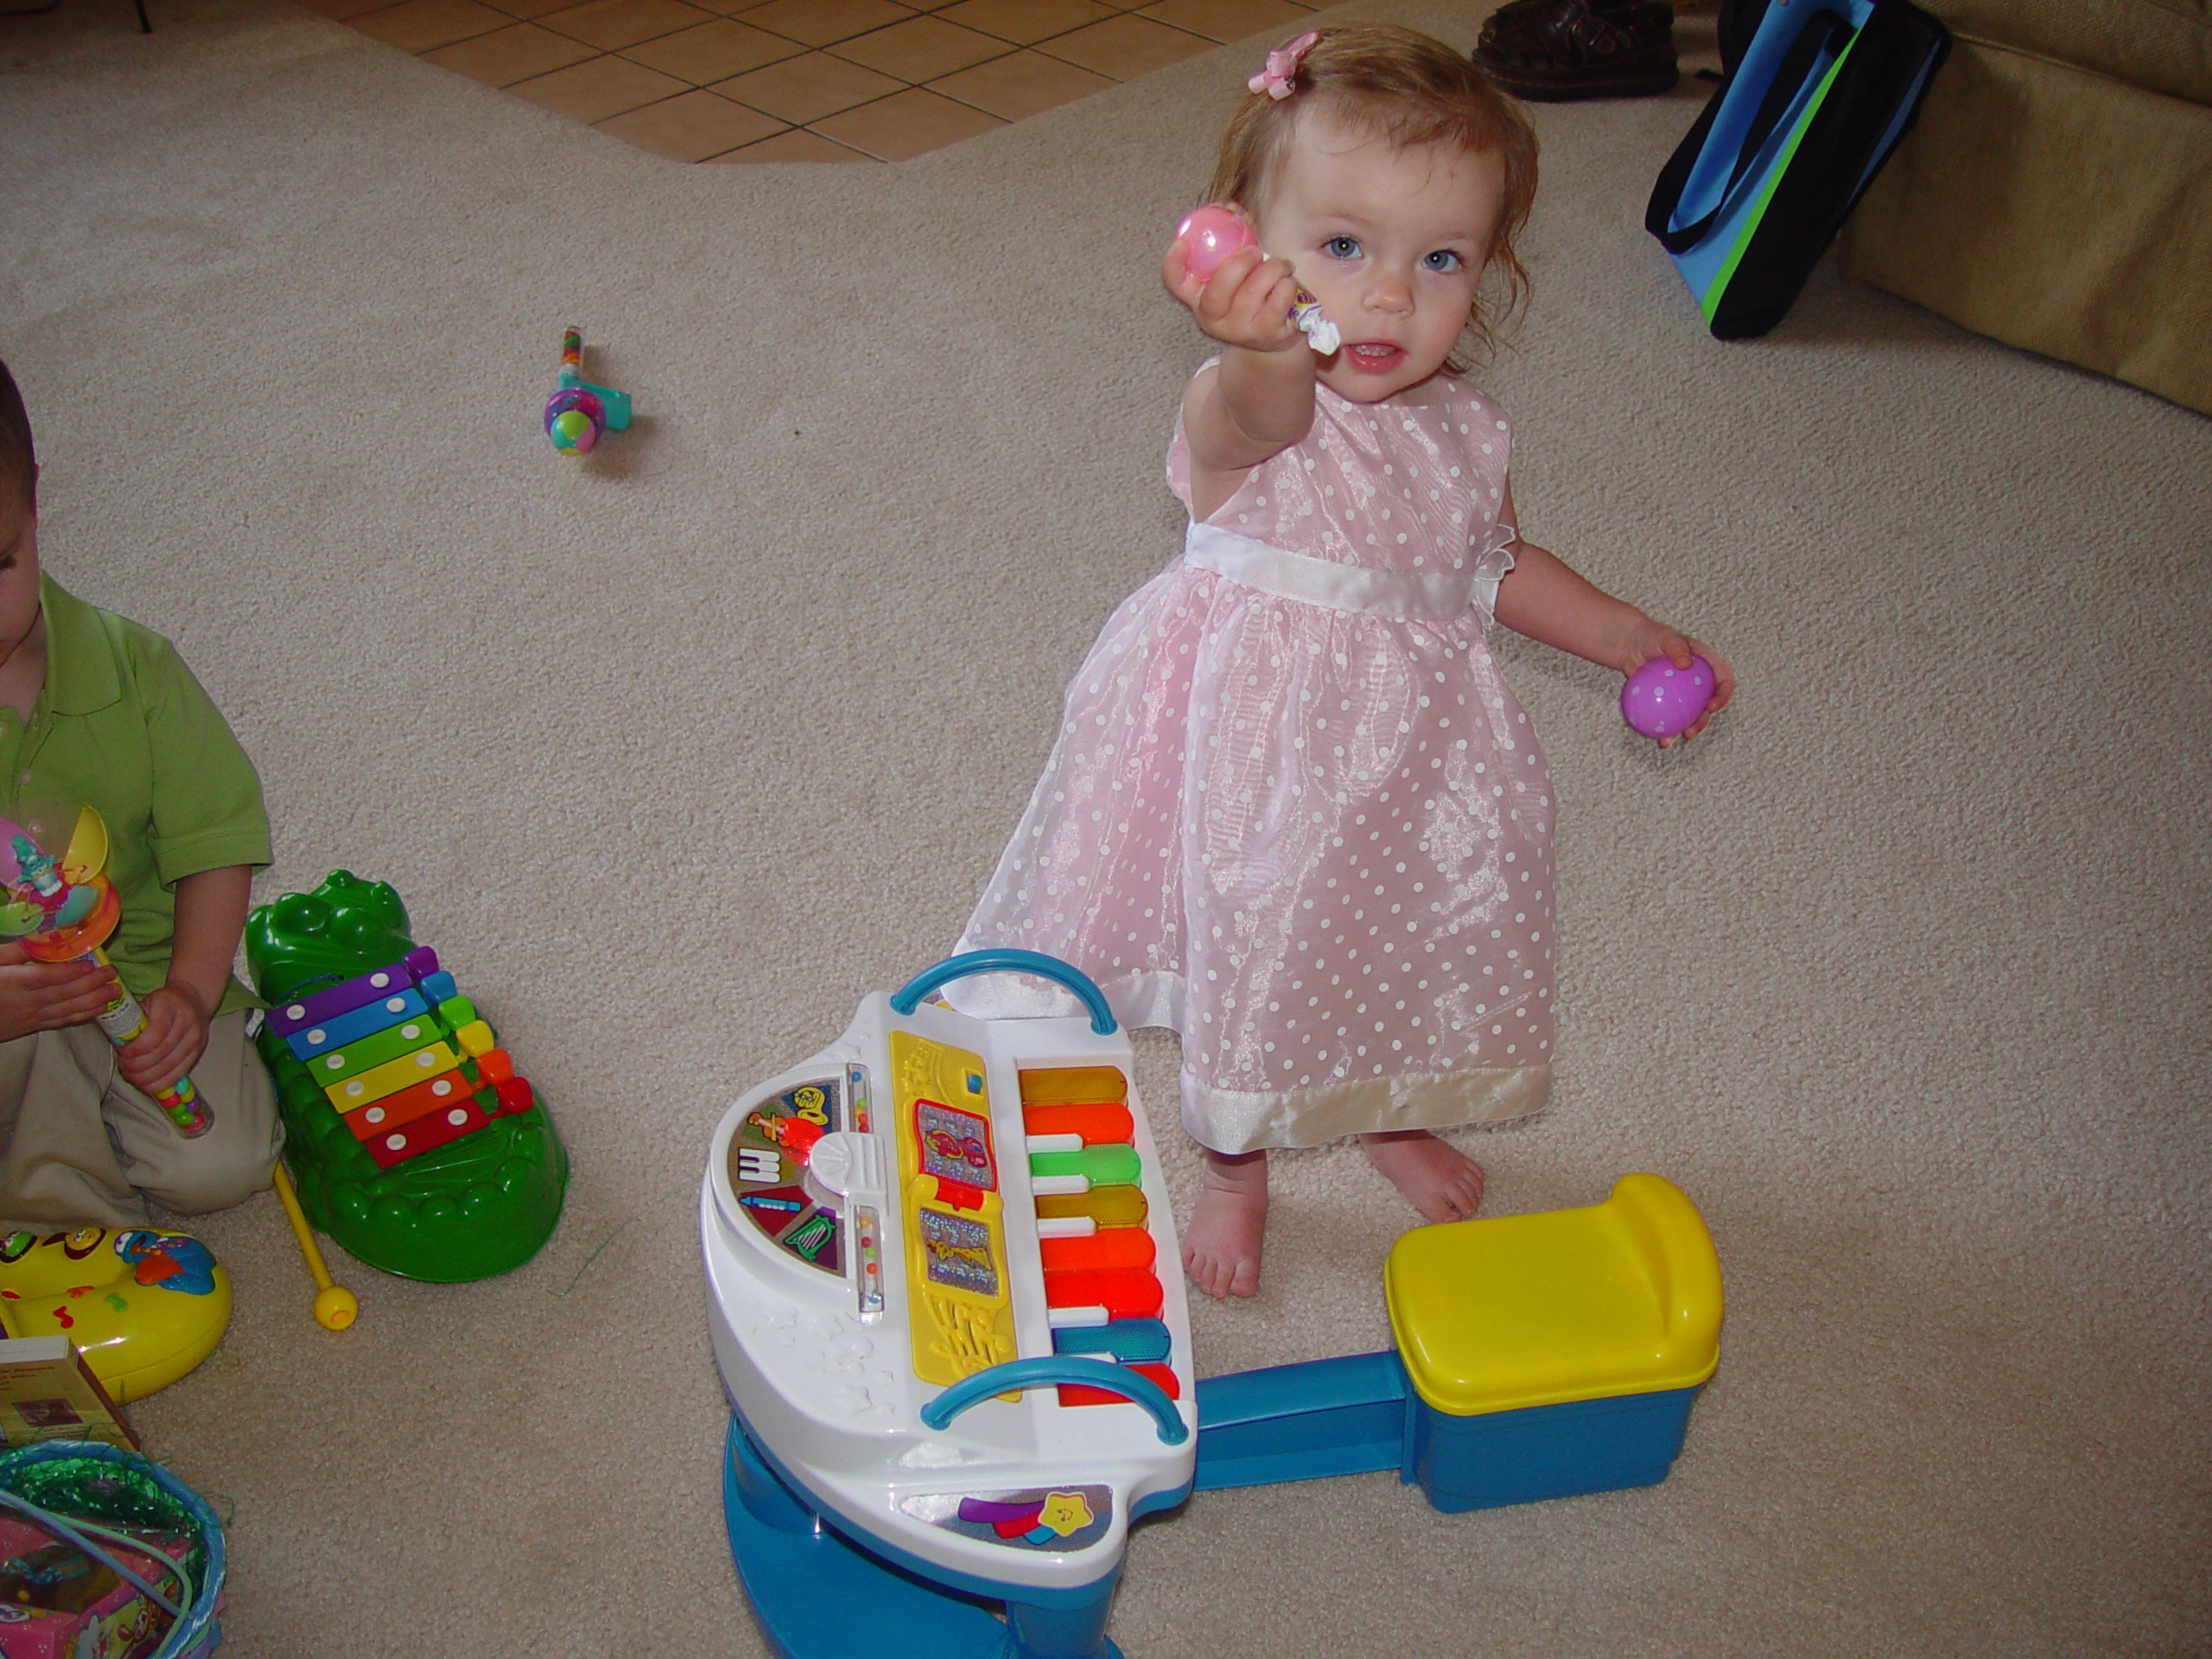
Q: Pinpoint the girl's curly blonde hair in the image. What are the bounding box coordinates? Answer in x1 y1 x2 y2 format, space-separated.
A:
1205 22 1540 370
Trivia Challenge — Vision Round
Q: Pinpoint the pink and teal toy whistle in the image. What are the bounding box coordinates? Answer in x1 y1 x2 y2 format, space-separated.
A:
0 810 213 1137
543 327 632 456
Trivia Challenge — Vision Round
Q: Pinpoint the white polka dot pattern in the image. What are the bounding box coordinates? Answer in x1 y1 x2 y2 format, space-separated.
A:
957 376 1554 1152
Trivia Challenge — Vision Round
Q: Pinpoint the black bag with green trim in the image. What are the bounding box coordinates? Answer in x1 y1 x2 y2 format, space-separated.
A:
1646 0 1949 340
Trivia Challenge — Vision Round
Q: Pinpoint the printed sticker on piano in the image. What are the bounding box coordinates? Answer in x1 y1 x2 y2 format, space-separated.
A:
916 1100 995 1190
919 1209 998 1297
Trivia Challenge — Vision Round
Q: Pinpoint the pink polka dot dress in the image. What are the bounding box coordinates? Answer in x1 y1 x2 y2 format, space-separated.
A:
956 372 1555 1154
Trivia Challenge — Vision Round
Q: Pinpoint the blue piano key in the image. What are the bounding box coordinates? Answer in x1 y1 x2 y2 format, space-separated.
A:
1052 1317 1173 1366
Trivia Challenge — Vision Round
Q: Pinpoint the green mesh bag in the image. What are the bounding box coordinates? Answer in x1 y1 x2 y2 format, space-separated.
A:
0 1440 225 1656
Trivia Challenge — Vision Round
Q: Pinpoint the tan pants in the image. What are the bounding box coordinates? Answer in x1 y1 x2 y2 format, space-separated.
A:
0 1010 283 1233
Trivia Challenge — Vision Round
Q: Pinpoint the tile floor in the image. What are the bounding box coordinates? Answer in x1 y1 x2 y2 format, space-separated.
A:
297 0 1323 163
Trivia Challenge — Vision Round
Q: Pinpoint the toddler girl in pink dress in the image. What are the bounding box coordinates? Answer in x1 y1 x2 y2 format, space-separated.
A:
957 24 1732 1297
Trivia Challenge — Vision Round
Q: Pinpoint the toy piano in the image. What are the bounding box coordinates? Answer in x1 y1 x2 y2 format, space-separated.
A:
705 951 1726 1659
702 950 1194 1659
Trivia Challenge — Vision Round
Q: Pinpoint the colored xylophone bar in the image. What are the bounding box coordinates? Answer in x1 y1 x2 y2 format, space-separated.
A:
268 948 534 1170
1020 1065 1177 1409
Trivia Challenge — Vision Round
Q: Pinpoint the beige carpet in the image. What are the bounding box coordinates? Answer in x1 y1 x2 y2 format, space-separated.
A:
3 2 2208 1654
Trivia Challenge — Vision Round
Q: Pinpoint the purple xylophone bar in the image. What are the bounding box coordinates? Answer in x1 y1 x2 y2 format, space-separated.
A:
267 947 441 1039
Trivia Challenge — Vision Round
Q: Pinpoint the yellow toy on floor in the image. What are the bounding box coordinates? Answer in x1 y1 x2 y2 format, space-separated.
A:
0 1227 231 1403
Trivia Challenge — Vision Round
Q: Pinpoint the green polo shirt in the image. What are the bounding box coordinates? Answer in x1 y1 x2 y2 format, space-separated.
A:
0 575 270 1015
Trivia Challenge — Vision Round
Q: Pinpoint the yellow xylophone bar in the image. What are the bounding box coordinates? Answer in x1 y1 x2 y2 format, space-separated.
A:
322 1019 495 1112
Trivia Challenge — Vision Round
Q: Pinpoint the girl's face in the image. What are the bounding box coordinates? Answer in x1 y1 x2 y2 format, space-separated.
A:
0 480 36 649
1250 105 1504 404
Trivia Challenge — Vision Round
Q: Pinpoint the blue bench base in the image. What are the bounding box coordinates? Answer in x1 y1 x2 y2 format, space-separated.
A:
1195 1354 1703 1512
1408 1386 1703 1512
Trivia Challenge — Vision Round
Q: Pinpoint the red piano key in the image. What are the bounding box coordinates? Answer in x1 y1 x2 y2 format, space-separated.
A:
1020 1102 1134 1146
1058 1362 1179 1408
1042 1267 1161 1321
1039 1229 1155 1274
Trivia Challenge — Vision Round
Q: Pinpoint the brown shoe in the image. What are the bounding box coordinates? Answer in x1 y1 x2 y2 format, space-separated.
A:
1473 0 1678 102
1477 0 1650 50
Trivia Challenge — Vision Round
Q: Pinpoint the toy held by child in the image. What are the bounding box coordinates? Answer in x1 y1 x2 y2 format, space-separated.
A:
0 810 212 1138
0 359 282 1236
952 26 1732 1299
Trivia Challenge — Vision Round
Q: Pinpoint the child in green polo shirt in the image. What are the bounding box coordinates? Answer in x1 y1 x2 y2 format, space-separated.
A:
0 359 280 1230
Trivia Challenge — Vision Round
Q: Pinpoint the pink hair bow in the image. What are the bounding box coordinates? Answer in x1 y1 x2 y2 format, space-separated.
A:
1249 30 1318 99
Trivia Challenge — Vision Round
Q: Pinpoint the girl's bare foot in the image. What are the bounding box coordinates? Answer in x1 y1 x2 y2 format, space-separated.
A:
1360 1129 1483 1223
1182 1147 1266 1298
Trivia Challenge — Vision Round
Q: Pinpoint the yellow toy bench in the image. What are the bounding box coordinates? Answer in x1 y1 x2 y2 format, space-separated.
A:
1387 1173 1723 1509
1198 1173 1724 1510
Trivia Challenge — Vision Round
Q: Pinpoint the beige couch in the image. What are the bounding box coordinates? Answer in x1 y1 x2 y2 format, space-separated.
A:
1838 0 2212 416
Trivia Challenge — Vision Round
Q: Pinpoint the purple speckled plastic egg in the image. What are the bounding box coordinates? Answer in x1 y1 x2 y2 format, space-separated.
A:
1621 655 1717 740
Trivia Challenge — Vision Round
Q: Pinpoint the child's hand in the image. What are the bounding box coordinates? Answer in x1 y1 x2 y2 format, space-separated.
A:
117 983 211 1096
0 943 118 1044
1162 238 1305 356
1623 622 1735 748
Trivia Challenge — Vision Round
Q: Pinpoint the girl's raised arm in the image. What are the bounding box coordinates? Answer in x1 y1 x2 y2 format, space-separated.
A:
1162 236 1318 520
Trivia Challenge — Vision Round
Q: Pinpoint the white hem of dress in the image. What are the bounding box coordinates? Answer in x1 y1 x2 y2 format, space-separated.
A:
940 960 1547 1154
1179 1063 1548 1155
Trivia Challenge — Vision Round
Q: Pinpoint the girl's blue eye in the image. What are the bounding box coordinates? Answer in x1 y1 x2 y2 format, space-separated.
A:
1423 250 1465 273
1323 236 1360 259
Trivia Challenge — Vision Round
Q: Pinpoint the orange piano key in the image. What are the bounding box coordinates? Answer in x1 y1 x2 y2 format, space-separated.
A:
1033 1186 1147 1228
1017 1066 1128 1107
1039 1228 1156 1274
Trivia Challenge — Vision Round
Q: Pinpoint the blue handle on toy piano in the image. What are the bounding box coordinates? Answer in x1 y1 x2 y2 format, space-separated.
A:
889 950 1117 1036
919 1357 1187 1444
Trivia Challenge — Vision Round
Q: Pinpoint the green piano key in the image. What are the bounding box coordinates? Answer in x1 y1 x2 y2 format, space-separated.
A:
1027 1143 1141 1188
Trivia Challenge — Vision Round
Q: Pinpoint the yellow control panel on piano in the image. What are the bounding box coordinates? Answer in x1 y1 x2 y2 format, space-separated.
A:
890 1031 1018 1388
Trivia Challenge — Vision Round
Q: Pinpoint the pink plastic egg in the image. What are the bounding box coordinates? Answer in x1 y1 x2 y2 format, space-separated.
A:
1176 205 1256 281
1621 655 1717 740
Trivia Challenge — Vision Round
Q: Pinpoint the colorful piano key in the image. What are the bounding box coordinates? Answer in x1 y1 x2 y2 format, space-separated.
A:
1050 1317 1175 1366
1039 1228 1155 1274
1017 1061 1173 1411
1057 1360 1178 1408
1033 1185 1147 1229
1015 1065 1127 1107
1028 1144 1142 1191
1042 1267 1162 1323
1019 1101 1135 1146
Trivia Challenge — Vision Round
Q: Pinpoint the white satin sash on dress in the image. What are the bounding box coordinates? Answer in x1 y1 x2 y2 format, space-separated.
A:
1184 521 1486 623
